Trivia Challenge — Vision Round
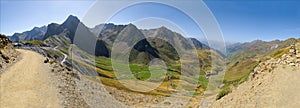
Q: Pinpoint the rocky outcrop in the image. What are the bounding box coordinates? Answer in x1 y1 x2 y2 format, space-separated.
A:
278 44 300 66
248 43 300 80
0 34 19 72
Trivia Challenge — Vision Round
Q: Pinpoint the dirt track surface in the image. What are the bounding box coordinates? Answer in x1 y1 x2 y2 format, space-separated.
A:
0 49 62 108
211 66 300 108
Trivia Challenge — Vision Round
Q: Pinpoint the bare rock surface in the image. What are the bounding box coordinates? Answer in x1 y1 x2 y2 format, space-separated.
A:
0 36 19 72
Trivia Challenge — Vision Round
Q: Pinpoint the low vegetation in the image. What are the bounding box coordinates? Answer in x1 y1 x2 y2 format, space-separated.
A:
216 85 232 100
21 40 44 45
270 47 290 58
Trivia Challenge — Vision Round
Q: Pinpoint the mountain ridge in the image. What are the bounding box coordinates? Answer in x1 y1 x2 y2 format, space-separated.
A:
9 26 47 42
8 15 209 51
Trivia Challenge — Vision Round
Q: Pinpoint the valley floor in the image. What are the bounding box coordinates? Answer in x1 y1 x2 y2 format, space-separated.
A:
0 49 62 108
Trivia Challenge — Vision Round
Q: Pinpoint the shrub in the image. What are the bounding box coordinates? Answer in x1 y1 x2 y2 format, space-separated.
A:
49 60 57 64
216 87 231 100
22 40 43 45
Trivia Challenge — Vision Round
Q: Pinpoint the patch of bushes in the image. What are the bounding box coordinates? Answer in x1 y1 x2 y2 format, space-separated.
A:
23 40 44 45
49 60 57 64
216 86 232 100
271 47 290 58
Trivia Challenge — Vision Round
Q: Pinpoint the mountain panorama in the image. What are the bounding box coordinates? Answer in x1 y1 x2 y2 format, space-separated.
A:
9 15 207 47
9 15 210 57
1 15 300 108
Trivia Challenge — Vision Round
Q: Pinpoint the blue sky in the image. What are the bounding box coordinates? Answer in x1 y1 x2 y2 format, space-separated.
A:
205 0 300 42
0 0 94 35
1 0 300 42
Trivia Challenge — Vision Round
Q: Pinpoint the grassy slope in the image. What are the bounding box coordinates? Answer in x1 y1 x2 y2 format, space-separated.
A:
39 27 224 98
218 38 300 100
69 47 224 97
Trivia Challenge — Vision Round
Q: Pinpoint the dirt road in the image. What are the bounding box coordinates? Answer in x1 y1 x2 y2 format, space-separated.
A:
0 49 62 108
211 66 300 108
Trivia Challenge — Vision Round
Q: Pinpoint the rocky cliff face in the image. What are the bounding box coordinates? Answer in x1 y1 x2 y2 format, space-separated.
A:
0 34 19 71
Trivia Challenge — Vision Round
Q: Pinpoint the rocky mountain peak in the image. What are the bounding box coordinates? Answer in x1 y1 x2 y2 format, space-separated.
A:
125 23 138 30
157 26 172 33
61 15 80 29
189 38 210 49
63 15 79 24
44 15 84 42
117 23 146 47
32 26 47 31
44 23 63 40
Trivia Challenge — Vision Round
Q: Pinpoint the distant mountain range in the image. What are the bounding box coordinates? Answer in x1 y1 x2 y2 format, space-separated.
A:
8 15 210 60
9 26 47 42
9 15 209 47
6 15 223 82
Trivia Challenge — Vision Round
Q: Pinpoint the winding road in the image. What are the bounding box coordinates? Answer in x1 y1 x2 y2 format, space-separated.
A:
61 53 68 65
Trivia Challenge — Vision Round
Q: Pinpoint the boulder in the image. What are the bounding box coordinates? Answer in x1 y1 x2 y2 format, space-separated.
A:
44 58 49 63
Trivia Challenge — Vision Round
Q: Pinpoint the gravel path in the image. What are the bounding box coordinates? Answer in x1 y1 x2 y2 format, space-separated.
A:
0 49 62 108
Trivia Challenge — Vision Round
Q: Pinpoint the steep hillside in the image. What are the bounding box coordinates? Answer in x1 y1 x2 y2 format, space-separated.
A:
0 34 19 71
224 38 300 83
142 26 194 51
44 15 110 57
211 43 300 107
44 15 80 41
114 24 160 64
216 38 300 102
190 38 210 50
